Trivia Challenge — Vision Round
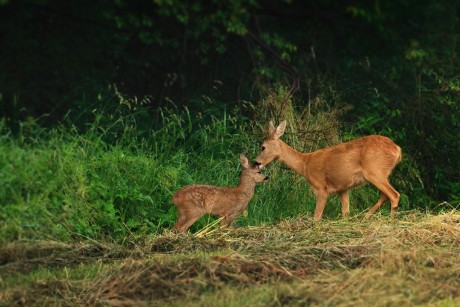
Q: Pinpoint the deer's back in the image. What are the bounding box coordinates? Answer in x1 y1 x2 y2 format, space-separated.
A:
306 135 401 193
172 184 244 215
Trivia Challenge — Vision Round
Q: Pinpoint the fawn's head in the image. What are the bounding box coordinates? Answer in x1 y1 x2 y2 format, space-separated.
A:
254 120 286 169
240 154 269 182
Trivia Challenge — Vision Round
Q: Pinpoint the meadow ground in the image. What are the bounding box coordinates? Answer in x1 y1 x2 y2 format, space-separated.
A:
1 210 459 306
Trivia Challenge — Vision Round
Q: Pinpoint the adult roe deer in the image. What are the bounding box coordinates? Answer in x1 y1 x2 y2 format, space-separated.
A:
254 121 402 220
172 154 269 233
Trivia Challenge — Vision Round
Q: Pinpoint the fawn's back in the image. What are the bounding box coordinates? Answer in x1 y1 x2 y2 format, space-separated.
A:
172 184 248 216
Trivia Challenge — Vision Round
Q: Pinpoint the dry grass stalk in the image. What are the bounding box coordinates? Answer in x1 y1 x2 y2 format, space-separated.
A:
1 211 459 306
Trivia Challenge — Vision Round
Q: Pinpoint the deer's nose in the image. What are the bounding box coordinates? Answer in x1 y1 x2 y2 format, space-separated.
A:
264 176 269 181
253 161 261 168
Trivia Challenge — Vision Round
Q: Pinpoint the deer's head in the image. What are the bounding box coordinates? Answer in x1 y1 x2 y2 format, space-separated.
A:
240 154 269 182
254 120 286 169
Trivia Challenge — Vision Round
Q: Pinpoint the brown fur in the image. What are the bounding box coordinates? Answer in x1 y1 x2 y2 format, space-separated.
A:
255 121 402 220
172 154 269 232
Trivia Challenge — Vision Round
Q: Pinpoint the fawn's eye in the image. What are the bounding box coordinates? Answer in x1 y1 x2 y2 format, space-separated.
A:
261 145 266 151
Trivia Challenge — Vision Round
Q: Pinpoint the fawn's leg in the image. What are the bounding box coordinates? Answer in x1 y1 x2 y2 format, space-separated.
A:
175 214 202 233
172 209 187 232
221 215 236 228
173 206 203 233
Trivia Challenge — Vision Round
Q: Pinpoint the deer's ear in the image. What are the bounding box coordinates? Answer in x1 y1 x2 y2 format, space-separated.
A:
240 154 250 169
268 121 276 136
274 120 286 139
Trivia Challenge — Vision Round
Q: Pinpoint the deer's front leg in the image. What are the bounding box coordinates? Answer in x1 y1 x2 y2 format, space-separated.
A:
313 189 328 221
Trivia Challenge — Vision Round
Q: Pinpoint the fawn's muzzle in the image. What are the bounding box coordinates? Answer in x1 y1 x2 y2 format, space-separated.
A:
264 176 269 181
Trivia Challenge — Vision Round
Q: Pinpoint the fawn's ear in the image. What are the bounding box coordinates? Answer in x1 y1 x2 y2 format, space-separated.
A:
273 120 286 139
240 154 250 169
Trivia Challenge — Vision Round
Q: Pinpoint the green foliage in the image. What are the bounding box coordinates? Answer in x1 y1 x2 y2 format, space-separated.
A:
0 90 429 243
0 104 246 241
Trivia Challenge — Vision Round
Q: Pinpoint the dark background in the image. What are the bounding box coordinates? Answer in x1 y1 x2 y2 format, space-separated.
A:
1 0 459 203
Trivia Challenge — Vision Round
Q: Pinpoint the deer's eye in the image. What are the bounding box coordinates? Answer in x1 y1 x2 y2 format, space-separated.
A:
261 145 266 151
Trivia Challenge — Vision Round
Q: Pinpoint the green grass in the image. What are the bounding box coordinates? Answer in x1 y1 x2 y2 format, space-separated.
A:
0 83 456 306
2 92 436 244
0 106 456 305
0 105 419 243
0 111 327 242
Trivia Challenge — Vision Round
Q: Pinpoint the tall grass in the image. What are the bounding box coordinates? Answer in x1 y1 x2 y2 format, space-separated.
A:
0 93 414 242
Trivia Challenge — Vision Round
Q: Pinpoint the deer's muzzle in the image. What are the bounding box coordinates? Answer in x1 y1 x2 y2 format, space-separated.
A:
253 161 262 169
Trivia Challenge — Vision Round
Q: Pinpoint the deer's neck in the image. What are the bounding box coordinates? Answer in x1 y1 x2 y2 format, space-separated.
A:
278 141 308 176
236 173 256 198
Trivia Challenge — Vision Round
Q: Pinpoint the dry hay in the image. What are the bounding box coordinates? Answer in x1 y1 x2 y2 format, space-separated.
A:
1 211 459 306
84 245 369 306
0 240 135 276
84 255 297 306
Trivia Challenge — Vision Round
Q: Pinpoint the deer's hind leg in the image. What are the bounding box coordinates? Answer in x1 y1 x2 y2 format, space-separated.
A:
365 192 389 218
364 173 400 218
338 190 350 218
173 206 203 233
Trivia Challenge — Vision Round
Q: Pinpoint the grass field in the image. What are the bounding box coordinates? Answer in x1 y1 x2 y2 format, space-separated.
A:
1 106 457 306
2 107 412 243
1 211 459 306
